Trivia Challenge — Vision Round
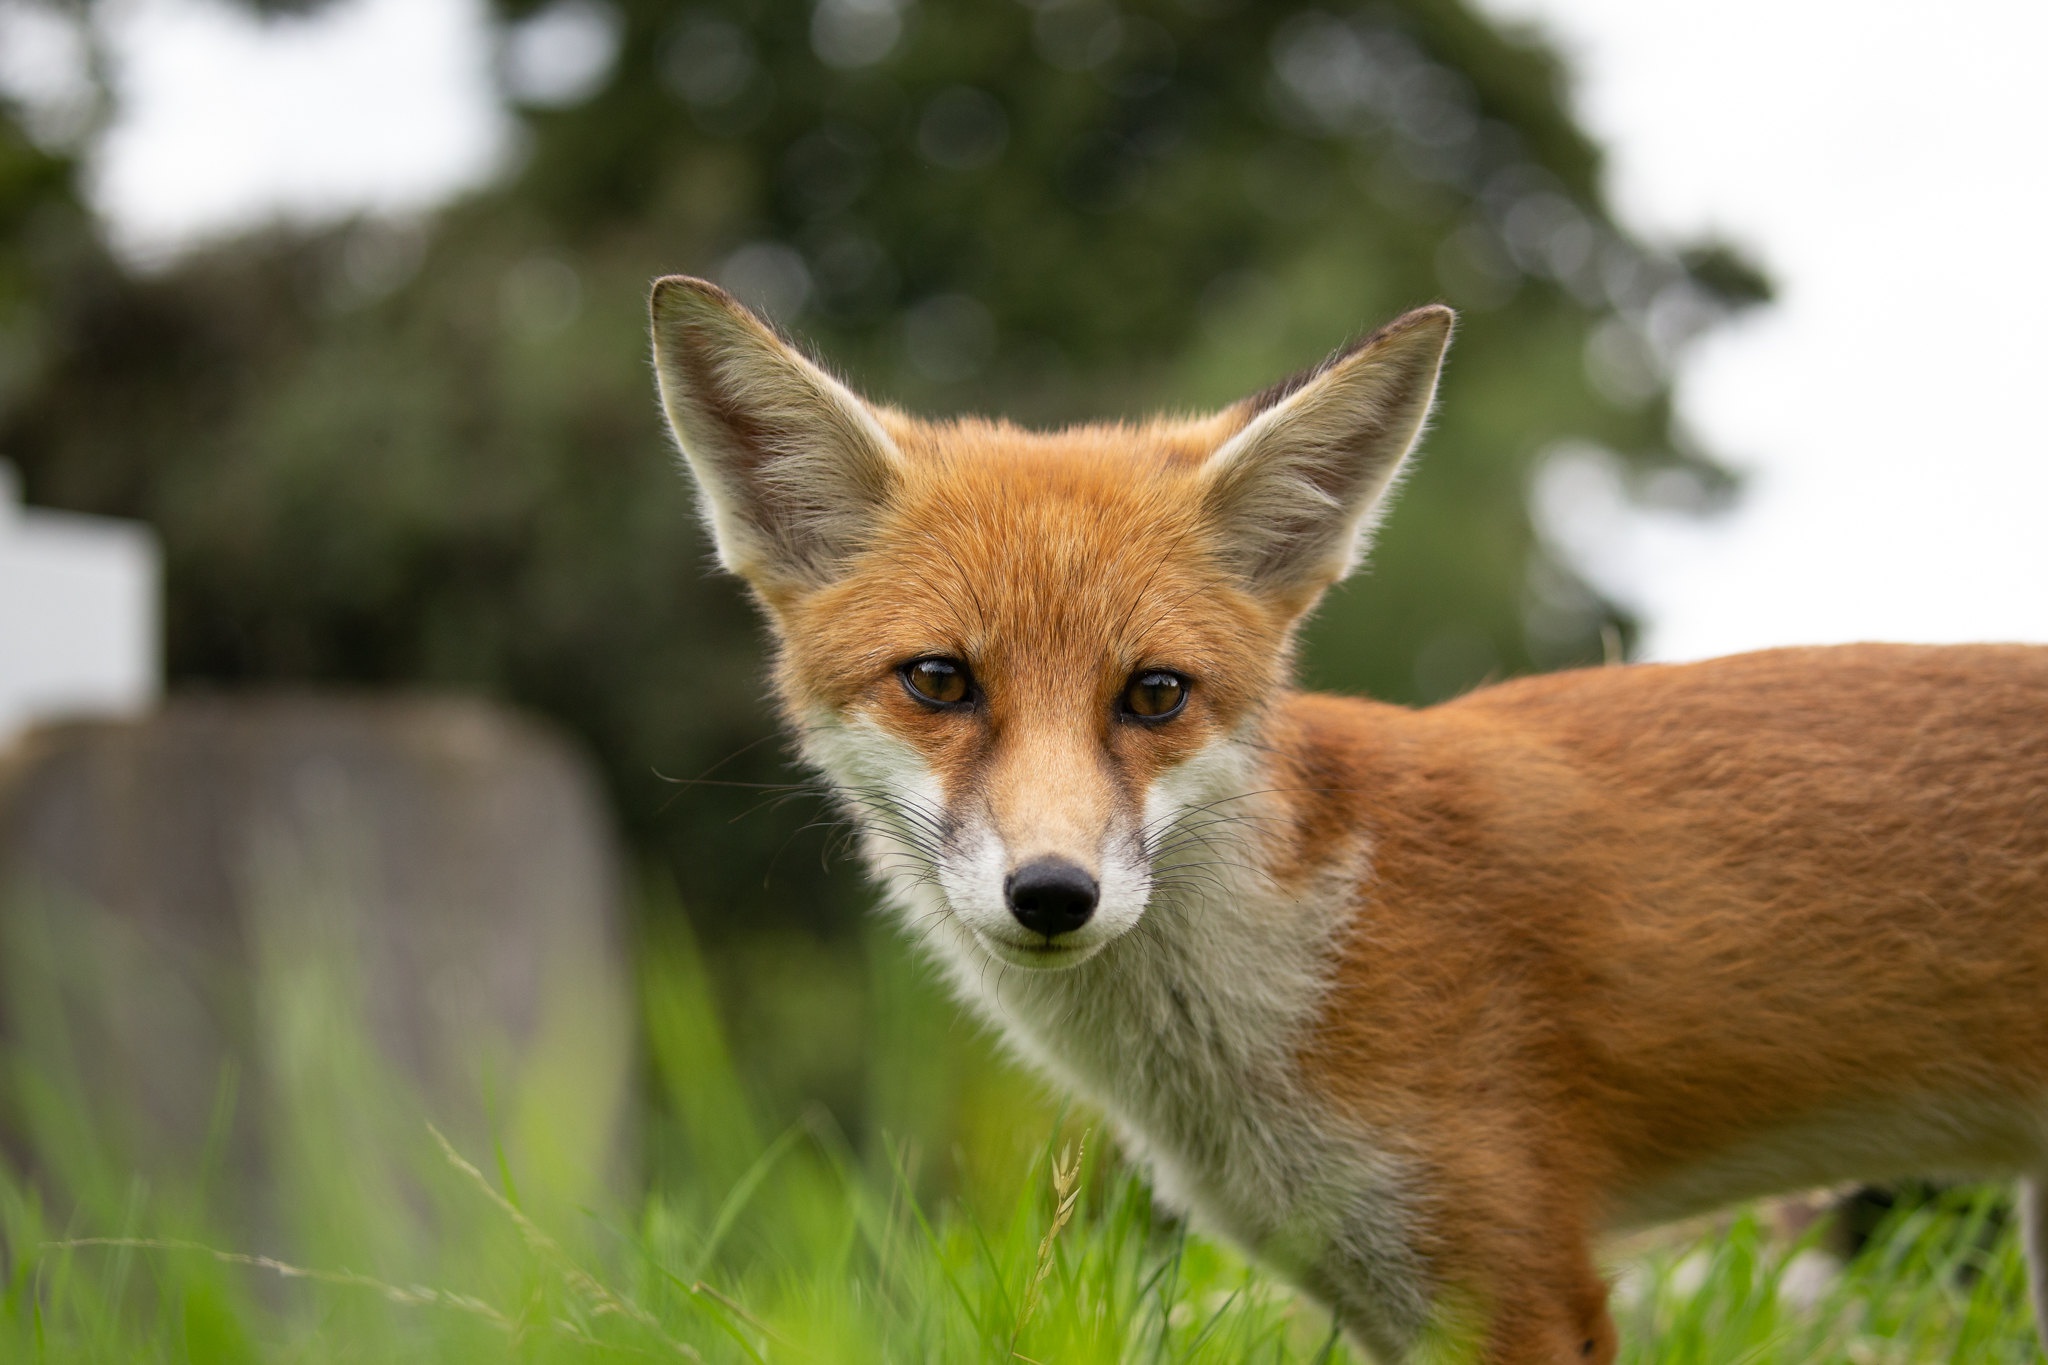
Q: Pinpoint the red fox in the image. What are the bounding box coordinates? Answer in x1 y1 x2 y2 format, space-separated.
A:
648 275 2048 1363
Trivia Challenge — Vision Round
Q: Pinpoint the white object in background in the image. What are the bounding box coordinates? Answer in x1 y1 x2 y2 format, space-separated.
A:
0 461 162 746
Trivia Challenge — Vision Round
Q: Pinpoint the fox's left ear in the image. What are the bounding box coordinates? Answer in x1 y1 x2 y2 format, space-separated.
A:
650 275 900 601
1201 305 1454 615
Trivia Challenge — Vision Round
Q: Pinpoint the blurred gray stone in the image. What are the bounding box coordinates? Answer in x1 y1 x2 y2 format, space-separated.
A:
0 693 636 1237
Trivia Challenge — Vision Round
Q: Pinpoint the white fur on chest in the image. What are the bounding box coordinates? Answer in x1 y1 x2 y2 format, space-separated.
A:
903 846 1433 1357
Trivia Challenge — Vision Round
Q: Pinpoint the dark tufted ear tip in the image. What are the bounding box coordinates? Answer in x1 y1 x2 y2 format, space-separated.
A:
649 274 750 326
1238 303 1455 418
1369 303 1456 352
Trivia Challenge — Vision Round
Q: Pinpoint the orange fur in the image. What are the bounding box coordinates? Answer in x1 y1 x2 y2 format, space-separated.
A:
1277 647 2048 1359
648 275 2048 1364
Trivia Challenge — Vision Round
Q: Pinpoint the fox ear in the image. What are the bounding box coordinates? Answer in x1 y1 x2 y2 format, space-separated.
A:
650 275 900 598
1201 305 1454 614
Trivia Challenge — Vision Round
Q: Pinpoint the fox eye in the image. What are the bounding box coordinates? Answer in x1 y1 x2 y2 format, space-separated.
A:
1122 670 1188 722
901 657 973 708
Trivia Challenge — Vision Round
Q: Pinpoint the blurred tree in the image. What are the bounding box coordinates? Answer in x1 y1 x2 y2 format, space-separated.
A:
0 0 1765 951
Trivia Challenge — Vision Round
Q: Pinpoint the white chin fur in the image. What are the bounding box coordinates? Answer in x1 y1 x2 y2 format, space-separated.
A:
973 935 1106 969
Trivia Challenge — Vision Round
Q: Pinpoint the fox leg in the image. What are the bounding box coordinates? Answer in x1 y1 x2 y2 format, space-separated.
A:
1321 1226 1616 1364
1334 1263 1614 1365
1419 1186 1617 1365
1471 1261 1617 1365
2021 1177 2048 1356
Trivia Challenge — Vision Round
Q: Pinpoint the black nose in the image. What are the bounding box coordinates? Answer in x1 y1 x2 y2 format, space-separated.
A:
1005 858 1099 938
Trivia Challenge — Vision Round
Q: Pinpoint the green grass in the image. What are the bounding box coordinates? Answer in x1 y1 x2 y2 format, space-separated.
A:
0 894 2040 1362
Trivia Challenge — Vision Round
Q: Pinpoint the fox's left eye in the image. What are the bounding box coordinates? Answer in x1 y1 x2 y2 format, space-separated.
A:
1122 670 1188 721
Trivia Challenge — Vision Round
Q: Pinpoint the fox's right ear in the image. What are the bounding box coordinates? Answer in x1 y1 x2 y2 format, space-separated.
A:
650 276 900 600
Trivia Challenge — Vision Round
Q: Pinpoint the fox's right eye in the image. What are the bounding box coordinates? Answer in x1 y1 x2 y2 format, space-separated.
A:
901 657 974 708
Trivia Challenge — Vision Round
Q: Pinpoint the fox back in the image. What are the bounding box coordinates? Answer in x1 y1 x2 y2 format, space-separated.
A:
648 276 2048 1364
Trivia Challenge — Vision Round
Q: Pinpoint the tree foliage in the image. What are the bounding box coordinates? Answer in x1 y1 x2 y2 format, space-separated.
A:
0 0 1765 937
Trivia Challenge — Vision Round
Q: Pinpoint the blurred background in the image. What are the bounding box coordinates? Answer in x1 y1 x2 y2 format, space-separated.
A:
0 0 2043 1341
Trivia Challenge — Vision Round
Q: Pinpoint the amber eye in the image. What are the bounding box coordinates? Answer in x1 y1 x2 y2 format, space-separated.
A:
1122 670 1188 721
901 657 973 708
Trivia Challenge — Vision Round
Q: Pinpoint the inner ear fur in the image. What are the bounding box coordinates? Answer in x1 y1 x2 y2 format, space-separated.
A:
649 275 900 598
1200 304 1455 614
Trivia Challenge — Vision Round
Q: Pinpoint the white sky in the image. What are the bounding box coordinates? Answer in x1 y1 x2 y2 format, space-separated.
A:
1479 0 2048 659
21 0 2048 662
85 0 509 265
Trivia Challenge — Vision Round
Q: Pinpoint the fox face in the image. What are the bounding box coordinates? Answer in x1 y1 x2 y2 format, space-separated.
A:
780 459 1271 966
650 277 1450 974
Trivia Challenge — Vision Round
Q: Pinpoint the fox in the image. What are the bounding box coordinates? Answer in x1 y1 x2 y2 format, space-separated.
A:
647 273 2048 1364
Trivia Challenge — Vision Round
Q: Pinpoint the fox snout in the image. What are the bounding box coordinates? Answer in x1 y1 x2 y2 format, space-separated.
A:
1005 857 1099 938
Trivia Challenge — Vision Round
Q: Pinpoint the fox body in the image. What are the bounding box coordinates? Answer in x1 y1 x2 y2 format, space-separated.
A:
648 275 2048 1363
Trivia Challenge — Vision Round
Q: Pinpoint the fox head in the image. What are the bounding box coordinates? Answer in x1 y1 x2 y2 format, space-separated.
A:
651 277 1451 972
